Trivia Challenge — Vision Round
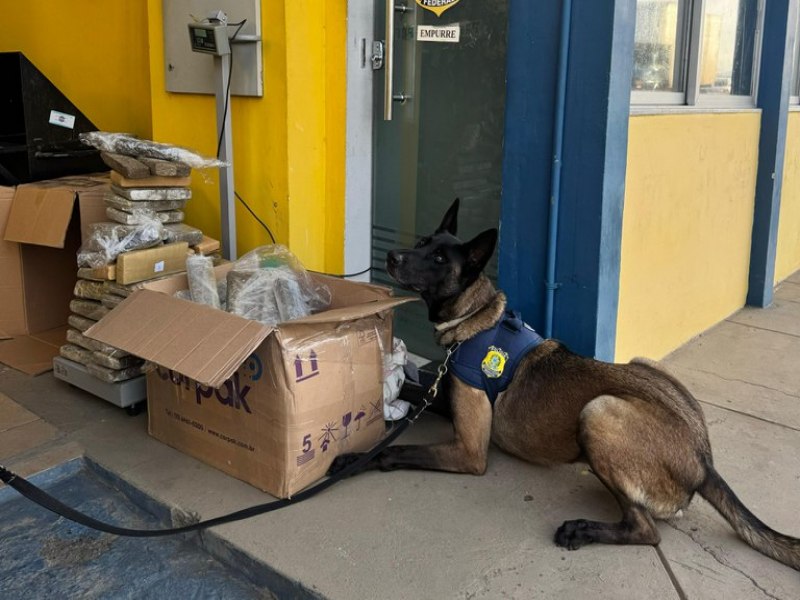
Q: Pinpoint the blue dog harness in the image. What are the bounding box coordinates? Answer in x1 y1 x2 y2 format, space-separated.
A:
448 311 544 405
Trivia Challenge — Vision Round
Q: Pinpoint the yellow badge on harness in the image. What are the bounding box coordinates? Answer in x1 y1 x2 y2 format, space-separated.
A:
481 346 508 379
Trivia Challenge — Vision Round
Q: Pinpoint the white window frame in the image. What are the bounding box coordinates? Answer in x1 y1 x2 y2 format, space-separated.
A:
789 0 800 106
632 0 765 110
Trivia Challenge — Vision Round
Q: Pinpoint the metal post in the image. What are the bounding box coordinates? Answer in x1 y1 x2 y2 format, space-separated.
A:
215 54 236 260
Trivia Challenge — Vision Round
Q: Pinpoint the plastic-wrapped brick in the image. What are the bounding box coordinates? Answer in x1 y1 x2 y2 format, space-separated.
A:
59 344 94 366
101 295 124 310
111 184 191 201
78 220 164 268
91 351 143 370
106 206 168 225
163 223 203 246
67 314 97 332
105 192 188 212
69 299 110 321
74 280 110 301
86 362 146 383
66 328 130 358
186 255 220 309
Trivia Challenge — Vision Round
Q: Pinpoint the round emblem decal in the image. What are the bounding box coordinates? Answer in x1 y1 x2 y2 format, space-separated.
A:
481 346 508 379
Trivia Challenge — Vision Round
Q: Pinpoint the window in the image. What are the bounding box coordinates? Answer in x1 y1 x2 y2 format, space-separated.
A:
790 5 800 104
632 0 763 107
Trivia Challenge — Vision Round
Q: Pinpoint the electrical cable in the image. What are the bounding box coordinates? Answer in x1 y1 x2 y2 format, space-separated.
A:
234 191 371 278
215 18 370 279
216 19 246 158
235 190 276 244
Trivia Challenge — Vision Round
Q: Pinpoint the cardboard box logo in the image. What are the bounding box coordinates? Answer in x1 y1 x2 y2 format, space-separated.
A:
153 354 263 413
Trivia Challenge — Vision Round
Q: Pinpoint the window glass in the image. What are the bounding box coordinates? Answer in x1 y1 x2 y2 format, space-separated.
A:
632 0 684 92
699 0 759 97
791 5 800 98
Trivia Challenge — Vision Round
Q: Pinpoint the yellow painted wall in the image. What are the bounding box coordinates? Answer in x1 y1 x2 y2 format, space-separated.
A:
0 1 152 137
0 0 347 270
146 0 346 270
616 113 760 362
775 112 800 283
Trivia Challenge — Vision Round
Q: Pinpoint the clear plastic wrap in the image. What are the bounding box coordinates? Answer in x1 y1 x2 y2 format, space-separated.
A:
111 184 191 201
106 206 167 225
383 337 411 421
69 299 110 321
107 282 135 297
73 280 110 301
66 328 130 358
101 294 124 309
59 344 94 366
186 254 220 309
163 223 203 245
174 279 227 310
86 362 146 383
68 314 96 332
225 245 331 325
78 218 164 268
105 192 188 212
91 351 143 371
65 328 94 352
80 132 227 169
160 209 184 224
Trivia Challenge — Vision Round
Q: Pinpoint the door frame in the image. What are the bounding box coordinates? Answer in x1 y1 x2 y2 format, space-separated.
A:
343 1 375 281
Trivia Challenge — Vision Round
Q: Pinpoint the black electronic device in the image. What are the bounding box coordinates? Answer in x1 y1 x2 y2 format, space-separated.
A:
0 52 105 185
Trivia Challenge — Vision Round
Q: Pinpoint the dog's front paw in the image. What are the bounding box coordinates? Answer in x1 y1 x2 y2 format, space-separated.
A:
327 453 364 477
554 519 593 550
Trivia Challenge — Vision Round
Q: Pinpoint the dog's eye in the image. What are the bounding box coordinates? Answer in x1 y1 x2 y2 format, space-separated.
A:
432 253 447 264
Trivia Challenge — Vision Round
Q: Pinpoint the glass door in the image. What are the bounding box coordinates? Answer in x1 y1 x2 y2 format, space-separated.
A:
371 0 509 359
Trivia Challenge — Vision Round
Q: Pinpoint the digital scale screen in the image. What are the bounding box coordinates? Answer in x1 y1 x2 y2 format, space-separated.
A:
188 24 228 55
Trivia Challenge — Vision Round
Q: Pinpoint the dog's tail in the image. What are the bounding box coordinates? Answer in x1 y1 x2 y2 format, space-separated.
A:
698 465 800 570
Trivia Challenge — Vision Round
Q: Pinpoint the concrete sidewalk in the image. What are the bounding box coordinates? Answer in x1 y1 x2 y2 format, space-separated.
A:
1 273 799 599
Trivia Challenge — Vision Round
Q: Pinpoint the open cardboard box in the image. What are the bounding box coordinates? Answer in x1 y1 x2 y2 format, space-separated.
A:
85 264 414 498
0 175 109 374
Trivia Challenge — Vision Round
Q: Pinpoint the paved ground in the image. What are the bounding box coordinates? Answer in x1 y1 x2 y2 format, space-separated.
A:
0 460 270 599
1 272 799 599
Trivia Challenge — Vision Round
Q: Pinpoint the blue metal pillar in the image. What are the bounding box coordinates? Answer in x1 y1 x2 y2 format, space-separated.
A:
498 0 562 331
499 0 635 360
552 0 636 360
747 0 797 307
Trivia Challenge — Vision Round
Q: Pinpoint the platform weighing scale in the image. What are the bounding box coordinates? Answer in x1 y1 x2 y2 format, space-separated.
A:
188 10 260 260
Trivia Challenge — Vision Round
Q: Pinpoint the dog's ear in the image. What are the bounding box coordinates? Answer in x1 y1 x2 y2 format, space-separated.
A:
463 228 497 275
436 198 460 235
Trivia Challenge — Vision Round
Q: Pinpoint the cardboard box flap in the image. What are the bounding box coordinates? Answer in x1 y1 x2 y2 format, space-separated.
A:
85 290 273 388
3 185 78 248
285 297 417 326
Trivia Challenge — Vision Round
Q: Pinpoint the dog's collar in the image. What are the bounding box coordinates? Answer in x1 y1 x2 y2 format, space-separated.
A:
434 308 482 333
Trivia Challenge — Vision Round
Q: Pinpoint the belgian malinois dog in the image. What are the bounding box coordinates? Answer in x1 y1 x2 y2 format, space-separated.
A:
331 199 800 570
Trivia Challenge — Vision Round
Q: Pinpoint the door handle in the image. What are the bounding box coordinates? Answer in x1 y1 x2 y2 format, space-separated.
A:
384 1 412 121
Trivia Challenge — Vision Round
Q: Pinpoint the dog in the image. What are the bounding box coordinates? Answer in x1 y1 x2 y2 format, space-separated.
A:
330 198 800 570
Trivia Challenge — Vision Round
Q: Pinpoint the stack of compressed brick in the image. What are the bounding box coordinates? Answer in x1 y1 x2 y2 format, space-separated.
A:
58 153 220 386
100 152 203 246
60 279 147 383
